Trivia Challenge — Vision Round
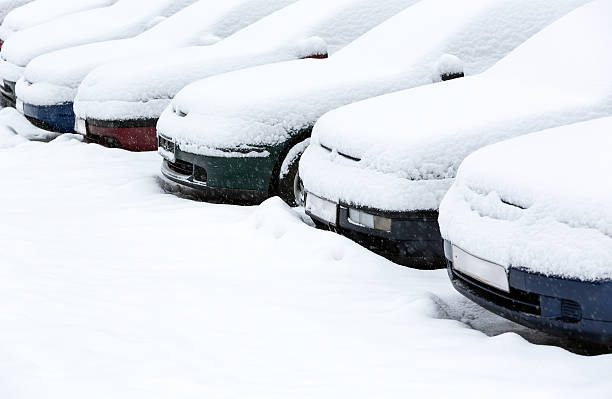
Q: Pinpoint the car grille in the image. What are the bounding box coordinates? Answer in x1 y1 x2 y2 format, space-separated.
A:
167 159 193 176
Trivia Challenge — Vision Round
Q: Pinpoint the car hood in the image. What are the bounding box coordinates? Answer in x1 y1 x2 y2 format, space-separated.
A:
439 117 612 280
74 0 420 121
0 0 197 68
157 0 593 151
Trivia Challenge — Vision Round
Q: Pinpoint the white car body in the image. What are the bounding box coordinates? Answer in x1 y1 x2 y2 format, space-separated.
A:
300 0 612 214
74 0 419 122
0 0 197 84
16 0 296 107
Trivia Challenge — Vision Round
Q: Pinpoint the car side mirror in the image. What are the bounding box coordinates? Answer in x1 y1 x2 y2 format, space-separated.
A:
433 54 464 82
295 36 328 60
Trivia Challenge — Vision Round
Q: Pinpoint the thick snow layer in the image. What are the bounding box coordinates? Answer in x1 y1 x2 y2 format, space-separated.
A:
439 117 612 281
300 0 612 212
0 0 117 41
0 0 198 83
74 0 418 121
156 0 589 155
0 0 32 24
17 0 296 106
0 106 59 141
0 134 611 396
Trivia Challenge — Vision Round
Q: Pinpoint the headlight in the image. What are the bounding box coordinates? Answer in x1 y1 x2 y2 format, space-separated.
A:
348 208 392 232
74 118 87 135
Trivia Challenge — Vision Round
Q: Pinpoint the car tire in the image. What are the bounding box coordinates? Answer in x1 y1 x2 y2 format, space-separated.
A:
277 152 304 207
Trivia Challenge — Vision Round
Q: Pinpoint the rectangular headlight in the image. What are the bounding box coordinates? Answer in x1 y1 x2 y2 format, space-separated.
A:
348 208 392 232
74 118 87 135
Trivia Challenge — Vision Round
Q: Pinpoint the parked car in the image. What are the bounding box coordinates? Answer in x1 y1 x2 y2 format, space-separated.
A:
15 0 295 135
73 0 419 151
0 0 116 44
0 0 197 109
439 116 612 344
0 0 118 106
0 0 34 38
300 0 611 267
155 0 588 209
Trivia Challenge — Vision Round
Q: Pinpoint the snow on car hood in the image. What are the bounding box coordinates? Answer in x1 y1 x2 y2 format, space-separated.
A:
0 0 197 73
0 0 117 41
74 0 419 121
0 0 33 25
156 0 590 152
439 117 612 281
17 0 296 106
301 0 612 211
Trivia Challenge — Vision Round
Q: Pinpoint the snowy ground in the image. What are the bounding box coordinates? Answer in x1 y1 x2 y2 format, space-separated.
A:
1 122 612 398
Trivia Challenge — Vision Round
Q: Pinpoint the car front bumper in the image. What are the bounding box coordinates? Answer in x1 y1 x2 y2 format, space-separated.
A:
305 191 444 268
82 118 158 151
21 101 75 133
445 241 612 345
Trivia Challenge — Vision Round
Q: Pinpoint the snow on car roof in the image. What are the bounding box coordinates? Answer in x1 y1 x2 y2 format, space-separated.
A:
156 0 590 152
303 0 612 212
439 117 612 281
17 0 296 106
0 0 198 69
0 0 117 41
74 0 419 121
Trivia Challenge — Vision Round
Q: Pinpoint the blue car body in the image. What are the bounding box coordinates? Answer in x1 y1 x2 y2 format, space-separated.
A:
445 241 612 344
22 101 75 133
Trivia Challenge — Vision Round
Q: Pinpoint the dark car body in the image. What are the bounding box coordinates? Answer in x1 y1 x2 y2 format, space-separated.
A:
445 241 612 345
305 192 444 268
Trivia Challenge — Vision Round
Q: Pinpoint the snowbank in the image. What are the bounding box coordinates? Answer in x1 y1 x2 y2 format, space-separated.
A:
0 106 59 141
300 0 612 212
74 0 419 121
0 0 198 83
0 134 610 397
17 0 296 106
0 0 117 42
439 117 612 281
156 0 590 154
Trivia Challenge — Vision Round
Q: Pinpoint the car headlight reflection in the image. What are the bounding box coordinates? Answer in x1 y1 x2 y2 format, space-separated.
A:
348 208 392 232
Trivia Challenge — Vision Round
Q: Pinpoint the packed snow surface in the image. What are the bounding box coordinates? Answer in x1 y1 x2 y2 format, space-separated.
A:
0 0 117 41
1 127 612 397
17 0 296 106
0 0 197 83
300 0 612 212
439 117 612 281
156 0 589 155
74 0 419 121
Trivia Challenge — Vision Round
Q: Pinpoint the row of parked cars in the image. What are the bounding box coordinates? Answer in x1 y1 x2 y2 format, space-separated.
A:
1 0 611 344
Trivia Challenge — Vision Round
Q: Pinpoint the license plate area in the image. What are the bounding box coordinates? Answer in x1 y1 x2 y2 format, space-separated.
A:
306 194 337 225
453 245 509 292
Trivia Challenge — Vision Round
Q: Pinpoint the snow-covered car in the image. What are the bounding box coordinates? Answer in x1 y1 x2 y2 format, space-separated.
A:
439 117 612 344
300 0 612 267
0 0 33 32
15 0 295 136
73 0 419 151
0 0 197 109
0 0 119 106
155 0 588 209
0 0 117 44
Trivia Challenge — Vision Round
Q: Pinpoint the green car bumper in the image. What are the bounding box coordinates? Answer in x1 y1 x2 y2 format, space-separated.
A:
159 136 285 204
